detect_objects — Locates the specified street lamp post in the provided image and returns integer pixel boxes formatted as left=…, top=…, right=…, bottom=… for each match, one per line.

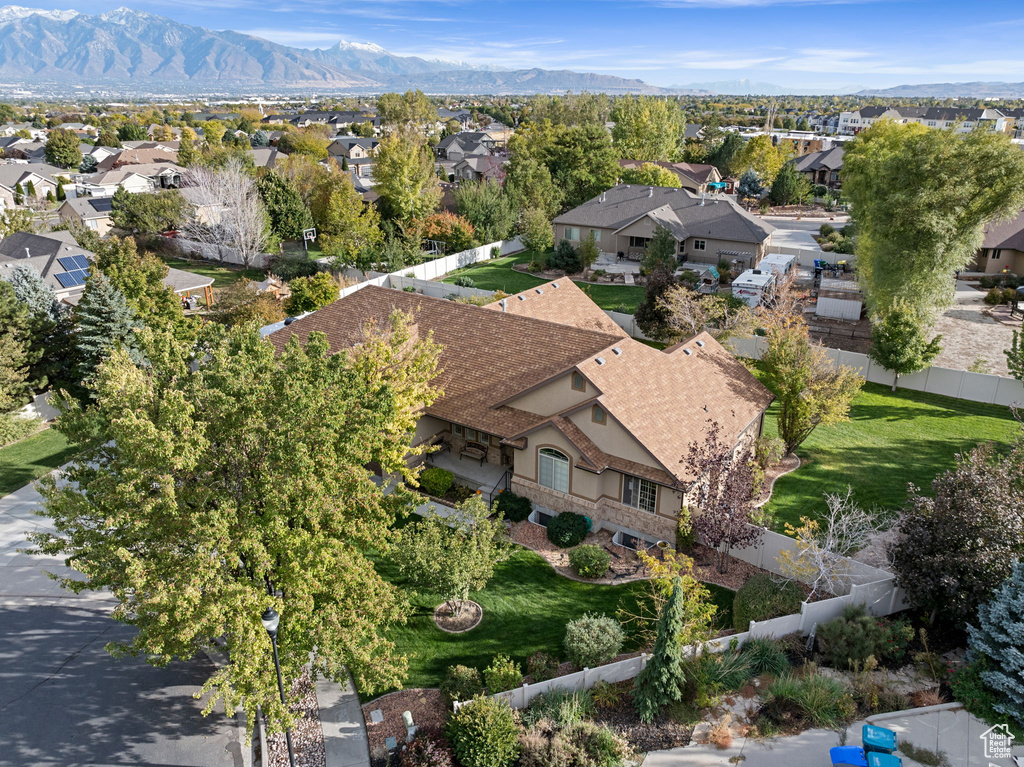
left=261, top=607, right=297, bottom=767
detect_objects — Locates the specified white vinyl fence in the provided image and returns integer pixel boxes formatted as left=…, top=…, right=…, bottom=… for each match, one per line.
left=765, top=244, right=824, bottom=266
left=728, top=336, right=1024, bottom=407
left=455, top=524, right=907, bottom=712
left=174, top=237, right=272, bottom=269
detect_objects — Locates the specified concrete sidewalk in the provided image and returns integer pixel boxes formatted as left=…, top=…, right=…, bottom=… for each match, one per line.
left=318, top=674, right=372, bottom=767
left=641, top=704, right=1023, bottom=767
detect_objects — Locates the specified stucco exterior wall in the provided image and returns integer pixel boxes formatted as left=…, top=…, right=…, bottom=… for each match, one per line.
left=505, top=371, right=595, bottom=417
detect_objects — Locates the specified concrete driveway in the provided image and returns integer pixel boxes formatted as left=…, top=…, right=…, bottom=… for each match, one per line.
left=0, top=478, right=247, bottom=767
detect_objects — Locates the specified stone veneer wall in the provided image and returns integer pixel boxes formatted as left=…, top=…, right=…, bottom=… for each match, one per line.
left=512, top=477, right=677, bottom=542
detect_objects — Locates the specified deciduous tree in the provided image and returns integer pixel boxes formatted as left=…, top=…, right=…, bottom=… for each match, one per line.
left=393, top=495, right=511, bottom=616
left=311, top=171, right=384, bottom=269
left=373, top=131, right=442, bottom=223
left=657, top=284, right=753, bottom=344
left=255, top=171, right=314, bottom=242
left=43, top=128, right=82, bottom=170
left=611, top=96, right=682, bottom=162
left=620, top=162, right=681, bottom=189
left=212, top=279, right=286, bottom=327
left=453, top=179, right=516, bottom=243
left=891, top=438, right=1024, bottom=625
left=868, top=302, right=943, bottom=390
left=29, top=316, right=441, bottom=734
left=686, top=420, right=763, bottom=573
left=518, top=207, right=553, bottom=257
left=843, top=121, right=1024, bottom=319
left=284, top=271, right=338, bottom=315
left=417, top=211, right=476, bottom=254
left=110, top=188, right=188, bottom=235
left=116, top=121, right=148, bottom=142
left=733, top=135, right=787, bottom=184
left=377, top=90, right=434, bottom=132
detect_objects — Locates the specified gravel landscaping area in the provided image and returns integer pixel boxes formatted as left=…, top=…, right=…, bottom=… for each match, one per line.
left=931, top=281, right=1019, bottom=375
left=363, top=688, right=447, bottom=761
left=266, top=668, right=326, bottom=767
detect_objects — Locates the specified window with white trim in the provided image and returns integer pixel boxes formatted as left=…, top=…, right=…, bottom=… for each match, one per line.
left=622, top=475, right=657, bottom=514
left=693, top=239, right=706, bottom=251
left=564, top=226, right=580, bottom=242
left=629, top=236, right=651, bottom=249
left=590, top=229, right=601, bottom=243
left=538, top=448, right=570, bottom=494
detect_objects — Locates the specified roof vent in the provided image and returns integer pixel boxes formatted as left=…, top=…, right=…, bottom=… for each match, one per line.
left=753, top=269, right=762, bottom=275
left=696, top=339, right=705, bottom=347
left=552, top=282, right=559, bottom=288
left=517, top=294, right=526, bottom=301
left=284, top=317, right=297, bottom=325
left=648, top=186, right=653, bottom=197
left=499, top=298, right=507, bottom=312
left=612, top=347, right=622, bottom=355
left=599, top=192, right=606, bottom=203
left=535, top=288, right=543, bottom=294
left=595, top=356, right=606, bottom=365
left=683, top=348, right=692, bottom=356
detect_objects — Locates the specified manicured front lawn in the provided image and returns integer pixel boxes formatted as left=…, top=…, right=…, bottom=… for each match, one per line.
left=160, top=256, right=265, bottom=289
left=763, top=381, right=1020, bottom=532
left=371, top=545, right=734, bottom=696
left=0, top=428, right=77, bottom=497
left=441, top=252, right=646, bottom=314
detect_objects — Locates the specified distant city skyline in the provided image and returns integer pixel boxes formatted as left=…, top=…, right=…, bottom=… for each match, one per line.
left=26, top=0, right=1024, bottom=91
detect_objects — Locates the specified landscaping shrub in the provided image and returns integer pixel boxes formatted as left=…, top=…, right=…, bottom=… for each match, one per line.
left=740, top=637, right=791, bottom=677
left=562, top=721, right=631, bottom=767
left=546, top=512, right=589, bottom=548
left=549, top=240, right=582, bottom=273
left=495, top=490, right=532, bottom=522
left=440, top=665, right=483, bottom=705
left=675, top=506, right=696, bottom=550
left=760, top=672, right=856, bottom=729
left=419, top=467, right=454, bottom=497
left=446, top=696, right=520, bottom=767
left=483, top=654, right=523, bottom=693
left=265, top=249, right=320, bottom=281
left=518, top=723, right=573, bottom=767
left=819, top=223, right=836, bottom=238
left=732, top=574, right=804, bottom=632
left=590, top=680, right=624, bottom=710
left=816, top=605, right=914, bottom=668
left=452, top=275, right=476, bottom=288
left=683, top=651, right=752, bottom=707
left=564, top=613, right=624, bottom=668
left=523, top=689, right=595, bottom=728
left=569, top=545, right=610, bottom=578
left=985, top=287, right=1008, bottom=305
left=950, top=656, right=1021, bottom=736
left=526, top=651, right=560, bottom=682
left=403, top=734, right=455, bottom=767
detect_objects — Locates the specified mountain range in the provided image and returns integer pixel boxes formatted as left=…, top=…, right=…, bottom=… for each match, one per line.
left=0, top=5, right=683, bottom=94
left=855, top=81, right=1024, bottom=98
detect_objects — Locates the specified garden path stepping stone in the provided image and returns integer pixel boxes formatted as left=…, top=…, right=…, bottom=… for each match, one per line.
left=369, top=709, right=384, bottom=724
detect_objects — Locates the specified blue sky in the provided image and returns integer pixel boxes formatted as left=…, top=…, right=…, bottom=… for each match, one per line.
left=45, top=0, right=1024, bottom=90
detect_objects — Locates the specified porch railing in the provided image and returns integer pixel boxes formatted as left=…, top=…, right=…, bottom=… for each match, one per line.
left=489, top=469, right=512, bottom=501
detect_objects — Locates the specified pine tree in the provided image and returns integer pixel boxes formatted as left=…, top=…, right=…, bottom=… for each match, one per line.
left=633, top=578, right=691, bottom=723
left=74, top=272, right=142, bottom=385
left=14, top=182, right=24, bottom=206
left=5, top=265, right=66, bottom=393
left=56, top=181, right=66, bottom=201
left=25, top=180, right=36, bottom=199
left=0, top=280, right=33, bottom=406
left=967, top=560, right=1024, bottom=726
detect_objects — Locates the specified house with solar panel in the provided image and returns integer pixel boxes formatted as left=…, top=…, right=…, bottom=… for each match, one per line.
left=57, top=197, right=115, bottom=235
left=0, top=231, right=215, bottom=308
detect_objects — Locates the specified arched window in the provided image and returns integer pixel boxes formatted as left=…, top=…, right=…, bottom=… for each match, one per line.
left=538, top=448, right=570, bottom=494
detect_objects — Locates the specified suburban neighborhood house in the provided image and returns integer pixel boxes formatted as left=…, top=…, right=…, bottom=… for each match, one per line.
left=971, top=208, right=1024, bottom=274
left=838, top=105, right=1015, bottom=135
left=618, top=160, right=726, bottom=194
left=553, top=184, right=776, bottom=269
left=790, top=146, right=844, bottom=190
left=268, top=280, right=773, bottom=544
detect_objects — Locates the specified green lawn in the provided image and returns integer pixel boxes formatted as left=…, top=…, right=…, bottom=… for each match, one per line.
left=0, top=429, right=77, bottom=497
left=160, top=257, right=265, bottom=289
left=441, top=253, right=646, bottom=314
left=371, top=544, right=734, bottom=696
left=763, top=381, right=1020, bottom=532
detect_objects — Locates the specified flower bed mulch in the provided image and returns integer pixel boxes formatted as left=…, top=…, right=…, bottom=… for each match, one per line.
left=433, top=600, right=483, bottom=633
left=266, top=667, right=326, bottom=767
left=593, top=682, right=693, bottom=753
left=363, top=688, right=448, bottom=762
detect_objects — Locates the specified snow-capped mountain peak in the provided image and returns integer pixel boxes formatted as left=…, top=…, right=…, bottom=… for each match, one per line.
left=0, top=5, right=78, bottom=23
left=333, top=40, right=387, bottom=54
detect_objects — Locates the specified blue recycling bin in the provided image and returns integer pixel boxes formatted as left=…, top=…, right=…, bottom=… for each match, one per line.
left=830, top=746, right=867, bottom=767
left=862, top=724, right=897, bottom=754
left=866, top=753, right=902, bottom=767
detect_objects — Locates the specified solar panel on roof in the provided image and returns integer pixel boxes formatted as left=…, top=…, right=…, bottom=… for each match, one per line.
left=57, top=256, right=79, bottom=271
left=74, top=255, right=90, bottom=270
left=55, top=270, right=87, bottom=288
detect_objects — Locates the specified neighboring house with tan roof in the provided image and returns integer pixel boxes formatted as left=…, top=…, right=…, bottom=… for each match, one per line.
left=267, top=280, right=773, bottom=543
left=0, top=164, right=63, bottom=208
left=58, top=196, right=115, bottom=235
left=454, top=155, right=507, bottom=183
left=971, top=209, right=1024, bottom=275
left=554, top=184, right=775, bottom=270
left=619, top=160, right=724, bottom=194
left=96, top=146, right=179, bottom=172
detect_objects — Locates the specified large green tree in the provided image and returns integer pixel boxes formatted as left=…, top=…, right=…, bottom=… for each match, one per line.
left=842, top=121, right=1024, bottom=319
left=621, top=162, right=682, bottom=189
left=44, top=128, right=83, bottom=170
left=377, top=90, right=434, bottom=132
left=73, top=272, right=142, bottom=385
left=311, top=171, right=384, bottom=268
left=453, top=179, right=516, bottom=243
left=547, top=124, right=620, bottom=210
left=504, top=155, right=562, bottom=219
left=373, top=131, right=442, bottom=223
left=116, top=121, right=148, bottom=142
left=967, top=560, right=1024, bottom=727
left=110, top=188, right=189, bottom=235
left=0, top=281, right=32, bottom=408
left=256, top=171, right=314, bottom=242
left=733, top=135, right=787, bottom=184
left=611, top=96, right=683, bottom=162
left=29, top=316, right=440, bottom=733
left=769, top=161, right=812, bottom=206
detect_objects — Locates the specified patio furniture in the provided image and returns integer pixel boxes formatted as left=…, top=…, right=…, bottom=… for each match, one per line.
left=431, top=435, right=452, bottom=454
left=460, top=441, right=487, bottom=465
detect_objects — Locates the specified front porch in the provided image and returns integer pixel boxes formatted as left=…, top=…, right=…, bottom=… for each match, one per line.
left=424, top=449, right=511, bottom=505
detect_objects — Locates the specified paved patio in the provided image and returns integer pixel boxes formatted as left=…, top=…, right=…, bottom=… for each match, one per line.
left=424, top=450, right=509, bottom=503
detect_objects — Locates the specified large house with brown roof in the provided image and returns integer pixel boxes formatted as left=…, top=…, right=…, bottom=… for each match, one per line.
left=618, top=160, right=725, bottom=194
left=553, top=184, right=776, bottom=270
left=268, top=280, right=773, bottom=543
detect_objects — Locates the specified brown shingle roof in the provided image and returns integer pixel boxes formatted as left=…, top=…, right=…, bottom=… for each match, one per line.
left=267, top=285, right=622, bottom=439
left=982, top=209, right=1024, bottom=252
left=484, top=279, right=629, bottom=338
